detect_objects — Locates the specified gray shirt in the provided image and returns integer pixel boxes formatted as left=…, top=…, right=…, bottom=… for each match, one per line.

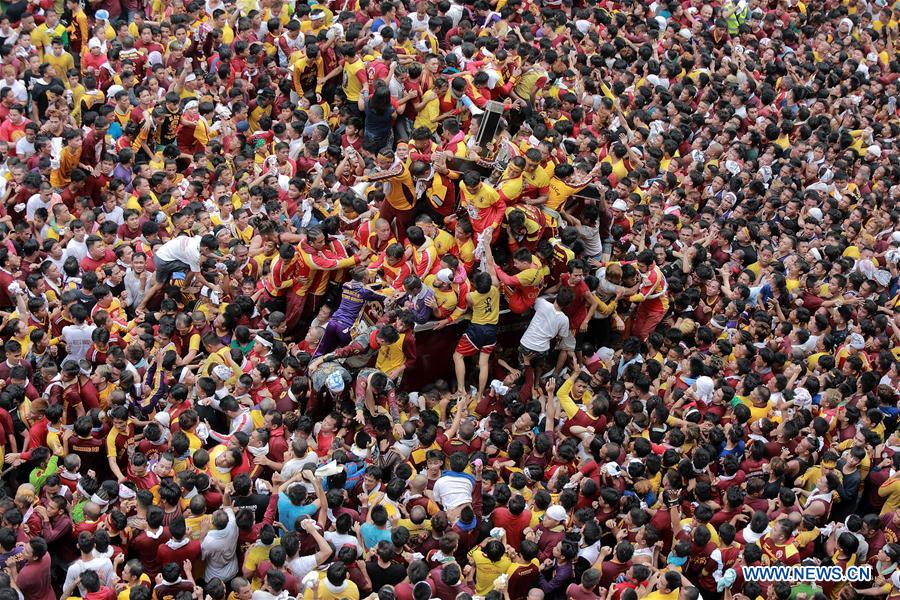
left=201, top=507, right=239, bottom=581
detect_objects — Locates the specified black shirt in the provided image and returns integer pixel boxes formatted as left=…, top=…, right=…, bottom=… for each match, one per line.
left=365, top=560, right=406, bottom=590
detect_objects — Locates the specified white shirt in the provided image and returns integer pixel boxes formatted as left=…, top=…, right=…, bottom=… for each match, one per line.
left=124, top=268, right=153, bottom=308
left=281, top=452, right=318, bottom=480
left=446, top=2, right=464, bottom=26
left=61, top=323, right=97, bottom=363
left=432, top=473, right=474, bottom=511
left=63, top=237, right=89, bottom=263
left=208, top=400, right=254, bottom=442
left=62, top=556, right=115, bottom=597
left=25, top=193, right=51, bottom=220
left=324, top=531, right=363, bottom=557
left=409, top=12, right=429, bottom=32
left=101, top=205, right=124, bottom=226
left=155, top=235, right=203, bottom=271
left=286, top=553, right=319, bottom=580
left=2, top=78, right=27, bottom=102
left=15, top=136, right=35, bottom=158
left=520, top=298, right=569, bottom=353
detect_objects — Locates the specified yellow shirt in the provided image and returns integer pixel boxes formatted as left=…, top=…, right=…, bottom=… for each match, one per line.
left=33, top=22, right=67, bottom=58
left=433, top=229, right=454, bottom=255
left=342, top=59, right=366, bottom=102
left=208, top=444, right=234, bottom=484
left=878, top=476, right=900, bottom=516
left=47, top=429, right=63, bottom=456
left=414, top=95, right=440, bottom=132
left=303, top=574, right=359, bottom=600
left=557, top=377, right=593, bottom=420
left=547, top=176, right=586, bottom=211
left=514, top=264, right=545, bottom=288
left=470, top=287, right=500, bottom=325
left=602, top=155, right=630, bottom=180
left=245, top=540, right=280, bottom=586
left=376, top=333, right=406, bottom=375
left=45, top=51, right=75, bottom=81
left=184, top=513, right=211, bottom=540
left=740, top=398, right=770, bottom=421
left=523, top=165, right=550, bottom=196
left=498, top=172, right=524, bottom=203
left=468, top=547, right=512, bottom=595
left=117, top=574, right=152, bottom=600
left=645, top=588, right=680, bottom=600
left=201, top=347, right=231, bottom=378
left=424, top=274, right=458, bottom=318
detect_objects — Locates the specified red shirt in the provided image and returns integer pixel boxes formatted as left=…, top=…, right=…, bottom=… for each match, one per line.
left=560, top=273, right=590, bottom=331
left=491, top=507, right=533, bottom=548
left=28, top=417, right=49, bottom=450
left=80, top=250, right=116, bottom=272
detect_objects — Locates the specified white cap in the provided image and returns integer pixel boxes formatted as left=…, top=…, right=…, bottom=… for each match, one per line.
left=807, top=207, right=823, bottom=221
left=848, top=333, right=865, bottom=350
left=326, top=371, right=345, bottom=393
left=184, top=100, right=199, bottom=111
left=185, top=73, right=197, bottom=83
left=212, top=364, right=232, bottom=380
left=793, top=388, right=812, bottom=407
left=545, top=505, right=567, bottom=522
left=867, top=144, right=882, bottom=158
left=154, top=412, right=171, bottom=429
left=315, top=460, right=344, bottom=478
left=436, top=268, right=454, bottom=284
left=612, top=199, right=628, bottom=212
left=88, top=38, right=102, bottom=49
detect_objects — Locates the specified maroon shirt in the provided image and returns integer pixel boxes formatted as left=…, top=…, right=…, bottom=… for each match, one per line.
left=130, top=527, right=171, bottom=577
left=17, top=553, right=55, bottom=600
left=566, top=584, right=602, bottom=600
left=430, top=566, right=474, bottom=600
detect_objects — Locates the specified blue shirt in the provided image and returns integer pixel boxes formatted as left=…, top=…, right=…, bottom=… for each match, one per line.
left=360, top=523, right=392, bottom=549
left=277, top=491, right=317, bottom=531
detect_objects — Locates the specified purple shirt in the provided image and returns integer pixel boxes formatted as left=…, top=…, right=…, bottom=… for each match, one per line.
left=331, top=281, right=383, bottom=326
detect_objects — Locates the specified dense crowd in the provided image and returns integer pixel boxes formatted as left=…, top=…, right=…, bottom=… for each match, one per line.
left=0, top=1, right=897, bottom=600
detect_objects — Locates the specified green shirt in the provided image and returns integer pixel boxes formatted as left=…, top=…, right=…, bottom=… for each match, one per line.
left=29, top=455, right=59, bottom=492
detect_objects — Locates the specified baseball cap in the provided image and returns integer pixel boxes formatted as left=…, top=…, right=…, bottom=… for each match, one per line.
left=326, top=371, right=346, bottom=393
left=88, top=39, right=102, bottom=49
left=611, top=199, right=628, bottom=212
left=436, top=268, right=454, bottom=284
left=545, top=505, right=567, bottom=522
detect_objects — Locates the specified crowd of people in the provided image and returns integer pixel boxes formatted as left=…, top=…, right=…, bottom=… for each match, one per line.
left=0, top=0, right=897, bottom=600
